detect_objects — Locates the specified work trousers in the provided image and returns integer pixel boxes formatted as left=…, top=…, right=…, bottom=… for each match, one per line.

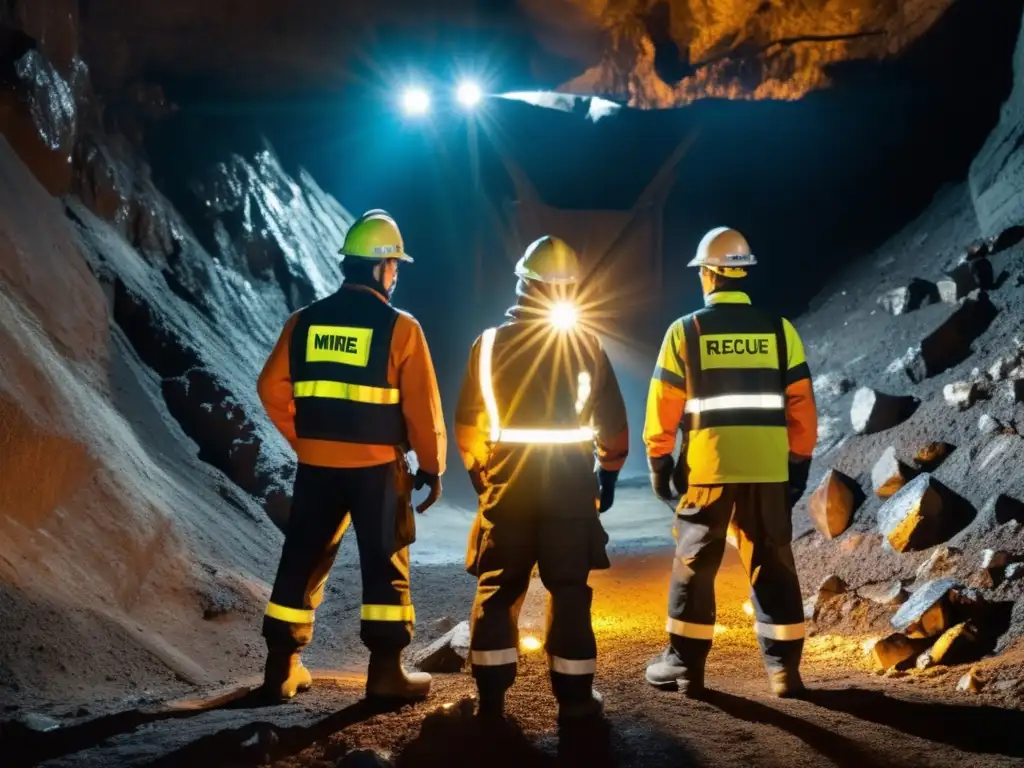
left=465, top=450, right=610, bottom=705
left=665, top=483, right=804, bottom=675
left=263, top=461, right=415, bottom=655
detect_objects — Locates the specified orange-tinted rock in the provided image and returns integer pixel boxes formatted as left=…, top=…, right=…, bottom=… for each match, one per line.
left=808, top=469, right=857, bottom=539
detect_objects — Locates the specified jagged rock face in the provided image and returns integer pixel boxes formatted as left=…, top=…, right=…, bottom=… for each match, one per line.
left=522, top=0, right=955, bottom=107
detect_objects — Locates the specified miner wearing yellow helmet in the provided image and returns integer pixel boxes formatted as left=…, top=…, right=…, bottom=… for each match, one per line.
left=257, top=209, right=445, bottom=703
left=644, top=227, right=818, bottom=699
left=455, top=235, right=630, bottom=722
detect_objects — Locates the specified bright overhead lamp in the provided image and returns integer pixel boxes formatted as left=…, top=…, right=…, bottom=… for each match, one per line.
left=456, top=80, right=483, bottom=109
left=401, top=87, right=431, bottom=116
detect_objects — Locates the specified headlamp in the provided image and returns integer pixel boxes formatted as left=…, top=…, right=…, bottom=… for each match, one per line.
left=549, top=301, right=579, bottom=331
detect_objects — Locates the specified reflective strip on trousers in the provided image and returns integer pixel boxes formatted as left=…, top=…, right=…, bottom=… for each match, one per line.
left=479, top=328, right=595, bottom=445
left=550, top=656, right=597, bottom=675
left=666, top=618, right=716, bottom=641
left=266, top=602, right=315, bottom=624
left=684, top=393, right=785, bottom=414
left=754, top=621, right=806, bottom=641
left=471, top=648, right=519, bottom=666
left=361, top=604, right=416, bottom=622
left=293, top=380, right=400, bottom=405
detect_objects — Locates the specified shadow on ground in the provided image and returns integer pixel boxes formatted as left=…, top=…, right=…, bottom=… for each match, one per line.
left=803, top=687, right=1024, bottom=758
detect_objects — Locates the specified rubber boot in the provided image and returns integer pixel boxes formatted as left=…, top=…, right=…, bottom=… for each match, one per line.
left=262, top=650, right=313, bottom=702
left=365, top=650, right=431, bottom=701
left=645, top=649, right=705, bottom=698
left=769, top=668, right=805, bottom=698
left=557, top=689, right=604, bottom=724
left=476, top=688, right=506, bottom=719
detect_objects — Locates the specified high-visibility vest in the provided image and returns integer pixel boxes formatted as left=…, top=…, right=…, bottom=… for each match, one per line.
left=289, top=288, right=406, bottom=445
left=680, top=297, right=790, bottom=484
left=478, top=323, right=595, bottom=445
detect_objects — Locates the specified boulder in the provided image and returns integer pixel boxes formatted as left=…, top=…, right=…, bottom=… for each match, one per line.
left=871, top=633, right=930, bottom=671
left=915, top=546, right=962, bottom=581
left=877, top=279, right=938, bottom=315
left=872, top=447, right=911, bottom=498
left=858, top=582, right=909, bottom=606
left=850, top=388, right=917, bottom=435
left=808, top=469, right=857, bottom=539
left=913, top=442, right=955, bottom=472
left=937, top=262, right=981, bottom=304
left=902, top=295, right=999, bottom=383
left=975, top=550, right=1013, bottom=588
left=408, top=621, right=471, bottom=673
left=877, top=474, right=948, bottom=552
left=916, top=623, right=980, bottom=669
left=943, top=381, right=984, bottom=410
left=891, top=578, right=957, bottom=638
left=957, top=668, right=985, bottom=693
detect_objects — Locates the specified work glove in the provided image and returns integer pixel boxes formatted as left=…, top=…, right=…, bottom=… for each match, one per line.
left=648, top=455, right=675, bottom=502
left=414, top=469, right=442, bottom=514
left=788, top=458, right=811, bottom=509
left=597, top=468, right=619, bottom=513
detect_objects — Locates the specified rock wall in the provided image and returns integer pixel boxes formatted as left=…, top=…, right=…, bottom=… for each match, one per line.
left=970, top=7, right=1024, bottom=238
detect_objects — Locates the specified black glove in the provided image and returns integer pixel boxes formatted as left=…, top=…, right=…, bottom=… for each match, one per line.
left=788, top=459, right=811, bottom=508
left=414, top=469, right=442, bottom=513
left=597, top=468, right=619, bottom=513
left=649, top=455, right=675, bottom=501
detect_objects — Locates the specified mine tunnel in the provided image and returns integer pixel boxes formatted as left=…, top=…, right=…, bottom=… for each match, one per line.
left=2, top=0, right=1024, bottom=766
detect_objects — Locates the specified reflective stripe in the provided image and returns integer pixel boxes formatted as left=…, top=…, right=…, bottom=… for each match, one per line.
left=265, top=602, right=315, bottom=624
left=293, top=380, right=400, bottom=405
left=754, top=621, right=806, bottom=641
left=666, top=618, right=716, bottom=640
left=479, top=328, right=595, bottom=445
left=361, top=604, right=416, bottom=622
left=550, top=656, right=597, bottom=675
left=685, top=393, right=784, bottom=414
left=471, top=648, right=519, bottom=666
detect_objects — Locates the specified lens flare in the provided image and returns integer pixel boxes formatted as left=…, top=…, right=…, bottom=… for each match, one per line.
left=549, top=301, right=579, bottom=331
left=520, top=635, right=543, bottom=652
left=401, top=87, right=430, bottom=116
left=456, top=80, right=483, bottom=108
left=742, top=600, right=754, bottom=616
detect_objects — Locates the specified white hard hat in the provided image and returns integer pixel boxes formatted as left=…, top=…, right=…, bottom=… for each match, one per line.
left=688, top=227, right=756, bottom=277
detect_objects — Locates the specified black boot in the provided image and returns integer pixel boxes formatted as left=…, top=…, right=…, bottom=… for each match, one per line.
left=476, top=688, right=506, bottom=719
left=365, top=650, right=431, bottom=701
left=262, top=650, right=312, bottom=702
left=557, top=689, right=604, bottom=724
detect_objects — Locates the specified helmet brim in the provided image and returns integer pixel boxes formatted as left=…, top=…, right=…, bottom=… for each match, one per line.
left=339, top=249, right=414, bottom=263
left=688, top=254, right=756, bottom=268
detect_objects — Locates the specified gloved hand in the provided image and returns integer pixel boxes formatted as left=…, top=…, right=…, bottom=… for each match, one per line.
left=648, top=455, right=675, bottom=502
left=414, top=469, right=442, bottom=514
left=597, top=468, right=619, bottom=513
left=788, top=458, right=811, bottom=508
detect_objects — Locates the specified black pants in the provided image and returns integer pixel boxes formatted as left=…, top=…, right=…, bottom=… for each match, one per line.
left=263, top=462, right=415, bottom=655
left=465, top=449, right=610, bottom=705
left=665, top=483, right=804, bottom=675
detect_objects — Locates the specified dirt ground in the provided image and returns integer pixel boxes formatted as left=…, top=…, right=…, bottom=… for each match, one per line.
left=8, top=541, right=1024, bottom=768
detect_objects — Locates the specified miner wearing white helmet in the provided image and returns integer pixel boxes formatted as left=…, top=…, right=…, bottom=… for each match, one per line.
left=455, top=235, right=630, bottom=721
left=257, top=209, right=445, bottom=703
left=643, top=227, right=818, bottom=698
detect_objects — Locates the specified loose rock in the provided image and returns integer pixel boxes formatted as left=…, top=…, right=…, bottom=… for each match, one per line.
left=902, top=295, right=999, bottom=382
left=913, top=442, right=955, bottom=472
left=878, top=474, right=948, bottom=553
left=338, top=750, right=393, bottom=767
left=978, top=414, right=1003, bottom=435
left=858, top=582, right=908, bottom=606
left=988, top=224, right=1024, bottom=253
left=957, top=668, right=985, bottom=693
left=408, top=621, right=471, bottom=673
left=850, top=388, right=917, bottom=434
left=915, top=546, right=962, bottom=581
left=943, top=381, right=984, bottom=410
left=808, top=469, right=858, bottom=539
left=937, top=262, right=980, bottom=304
left=1006, top=563, right=1024, bottom=582
left=917, top=623, right=980, bottom=668
left=981, top=549, right=1011, bottom=570
left=877, top=279, right=938, bottom=315
left=891, top=578, right=957, bottom=638
left=872, top=447, right=911, bottom=498
left=992, top=494, right=1024, bottom=525
left=805, top=575, right=848, bottom=621
left=964, top=240, right=990, bottom=261
left=871, top=633, right=930, bottom=671
left=813, top=372, right=856, bottom=403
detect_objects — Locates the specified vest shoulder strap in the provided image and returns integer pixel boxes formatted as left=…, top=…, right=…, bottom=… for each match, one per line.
left=772, top=316, right=788, bottom=391
left=681, top=313, right=702, bottom=397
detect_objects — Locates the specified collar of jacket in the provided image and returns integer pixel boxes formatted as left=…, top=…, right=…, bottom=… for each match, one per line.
left=504, top=295, right=548, bottom=322
left=704, top=291, right=751, bottom=306
left=342, top=280, right=390, bottom=304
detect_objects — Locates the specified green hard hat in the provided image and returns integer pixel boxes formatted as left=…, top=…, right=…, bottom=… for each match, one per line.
left=338, top=210, right=413, bottom=262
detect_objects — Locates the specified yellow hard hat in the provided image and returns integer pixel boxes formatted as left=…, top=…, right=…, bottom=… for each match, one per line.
left=689, top=227, right=755, bottom=278
left=514, top=236, right=580, bottom=285
left=338, top=210, right=413, bottom=262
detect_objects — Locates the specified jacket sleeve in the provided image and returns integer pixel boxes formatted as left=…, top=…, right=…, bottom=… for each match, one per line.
left=643, top=318, right=688, bottom=460
left=454, top=337, right=490, bottom=473
left=591, top=341, right=629, bottom=472
left=395, top=314, right=448, bottom=476
left=782, top=318, right=818, bottom=460
left=257, top=313, right=300, bottom=447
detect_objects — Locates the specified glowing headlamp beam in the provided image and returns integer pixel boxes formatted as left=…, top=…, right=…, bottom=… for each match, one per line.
left=401, top=87, right=431, bottom=116
left=549, top=301, right=579, bottom=331
left=456, top=80, right=483, bottom=108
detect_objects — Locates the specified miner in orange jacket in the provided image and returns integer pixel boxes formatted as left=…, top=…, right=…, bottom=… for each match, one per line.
left=644, top=227, right=818, bottom=699
left=456, top=236, right=629, bottom=722
left=257, top=210, right=446, bottom=703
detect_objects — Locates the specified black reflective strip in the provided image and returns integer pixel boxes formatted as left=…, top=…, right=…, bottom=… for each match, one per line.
left=295, top=400, right=406, bottom=444
left=785, top=361, right=811, bottom=386
left=683, top=408, right=788, bottom=430
left=700, top=369, right=786, bottom=396
left=653, top=365, right=685, bottom=388
left=682, top=315, right=702, bottom=397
